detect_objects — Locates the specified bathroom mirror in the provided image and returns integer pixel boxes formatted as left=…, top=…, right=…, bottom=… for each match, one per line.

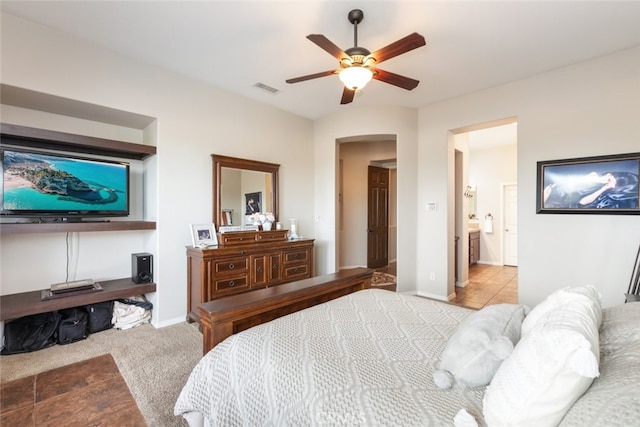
left=212, top=154, right=279, bottom=229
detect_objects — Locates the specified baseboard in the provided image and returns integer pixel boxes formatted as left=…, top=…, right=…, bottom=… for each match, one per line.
left=477, top=260, right=503, bottom=266
left=339, top=265, right=366, bottom=270
left=153, top=316, right=187, bottom=329
left=416, top=290, right=449, bottom=302
left=455, top=279, right=470, bottom=288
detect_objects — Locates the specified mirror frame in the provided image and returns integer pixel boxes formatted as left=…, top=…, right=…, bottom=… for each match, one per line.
left=212, top=154, right=280, bottom=230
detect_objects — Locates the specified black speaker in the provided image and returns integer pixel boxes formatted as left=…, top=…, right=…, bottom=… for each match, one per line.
left=132, top=253, right=153, bottom=284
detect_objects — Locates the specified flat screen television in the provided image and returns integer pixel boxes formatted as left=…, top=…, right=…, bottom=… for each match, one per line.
left=0, top=147, right=130, bottom=220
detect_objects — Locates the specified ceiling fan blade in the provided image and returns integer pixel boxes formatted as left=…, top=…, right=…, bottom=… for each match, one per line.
left=373, top=68, right=420, bottom=90
left=307, top=34, right=350, bottom=61
left=368, top=32, right=426, bottom=64
left=286, top=70, right=338, bottom=84
left=340, top=87, right=355, bottom=104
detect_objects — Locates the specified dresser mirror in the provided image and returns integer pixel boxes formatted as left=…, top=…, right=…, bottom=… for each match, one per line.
left=212, top=154, right=279, bottom=229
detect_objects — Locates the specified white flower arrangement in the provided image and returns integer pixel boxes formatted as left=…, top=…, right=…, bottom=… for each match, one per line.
left=252, top=212, right=275, bottom=224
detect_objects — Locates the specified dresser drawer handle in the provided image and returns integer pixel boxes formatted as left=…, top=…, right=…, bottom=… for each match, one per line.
left=272, top=265, right=278, bottom=270
left=228, top=263, right=235, bottom=269
left=228, top=280, right=236, bottom=287
left=293, top=267, right=299, bottom=273
left=257, top=267, right=263, bottom=272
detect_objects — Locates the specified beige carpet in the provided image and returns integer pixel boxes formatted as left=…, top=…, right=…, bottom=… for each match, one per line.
left=0, top=322, right=203, bottom=426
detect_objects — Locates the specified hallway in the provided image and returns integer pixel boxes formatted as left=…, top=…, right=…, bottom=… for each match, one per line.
left=452, top=264, right=518, bottom=309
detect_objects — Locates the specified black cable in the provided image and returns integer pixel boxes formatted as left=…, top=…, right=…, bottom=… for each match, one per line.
left=65, top=232, right=71, bottom=283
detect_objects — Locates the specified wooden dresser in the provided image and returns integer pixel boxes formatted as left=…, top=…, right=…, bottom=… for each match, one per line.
left=186, top=230, right=314, bottom=323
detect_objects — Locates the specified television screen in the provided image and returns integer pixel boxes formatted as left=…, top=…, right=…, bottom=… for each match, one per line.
left=1, top=148, right=130, bottom=219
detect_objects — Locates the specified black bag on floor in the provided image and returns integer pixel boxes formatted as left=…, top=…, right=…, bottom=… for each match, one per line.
left=57, top=308, right=88, bottom=345
left=85, top=301, right=113, bottom=333
left=1, top=311, right=61, bottom=355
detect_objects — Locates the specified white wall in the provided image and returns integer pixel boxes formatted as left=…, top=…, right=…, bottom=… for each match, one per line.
left=0, top=12, right=315, bottom=326
left=469, top=143, right=518, bottom=265
left=418, top=46, right=640, bottom=308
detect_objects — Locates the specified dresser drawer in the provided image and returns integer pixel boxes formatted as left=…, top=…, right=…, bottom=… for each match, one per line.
left=283, top=248, right=310, bottom=264
left=217, top=230, right=288, bottom=246
left=255, top=230, right=288, bottom=243
left=211, top=275, right=250, bottom=294
left=212, top=256, right=249, bottom=275
left=283, top=263, right=310, bottom=280
left=217, top=233, right=256, bottom=246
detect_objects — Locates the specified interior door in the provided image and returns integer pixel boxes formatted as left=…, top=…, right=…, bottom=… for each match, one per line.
left=367, top=166, right=389, bottom=268
left=503, top=184, right=518, bottom=266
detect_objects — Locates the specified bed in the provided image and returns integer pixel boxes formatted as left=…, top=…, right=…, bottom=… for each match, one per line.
left=175, top=272, right=640, bottom=427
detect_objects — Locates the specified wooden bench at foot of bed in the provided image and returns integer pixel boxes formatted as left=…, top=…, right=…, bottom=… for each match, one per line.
left=197, top=267, right=374, bottom=354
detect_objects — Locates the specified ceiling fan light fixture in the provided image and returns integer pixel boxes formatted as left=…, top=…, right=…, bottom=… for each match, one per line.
left=339, top=66, right=373, bottom=90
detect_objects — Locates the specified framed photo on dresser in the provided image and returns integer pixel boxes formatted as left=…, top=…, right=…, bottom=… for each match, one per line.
left=190, top=223, right=218, bottom=247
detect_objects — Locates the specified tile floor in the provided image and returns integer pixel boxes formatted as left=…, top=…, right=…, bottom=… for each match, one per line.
left=452, top=264, right=518, bottom=309
left=0, top=353, right=145, bottom=426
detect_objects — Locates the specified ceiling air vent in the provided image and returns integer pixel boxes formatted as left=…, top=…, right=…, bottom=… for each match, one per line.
left=253, top=82, right=280, bottom=94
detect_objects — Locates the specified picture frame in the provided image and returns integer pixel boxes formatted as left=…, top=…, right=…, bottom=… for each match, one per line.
left=190, top=223, right=218, bottom=247
left=536, top=152, right=640, bottom=215
left=245, top=192, right=262, bottom=215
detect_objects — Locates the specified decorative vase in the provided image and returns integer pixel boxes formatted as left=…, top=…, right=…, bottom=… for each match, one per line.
left=262, top=221, right=273, bottom=231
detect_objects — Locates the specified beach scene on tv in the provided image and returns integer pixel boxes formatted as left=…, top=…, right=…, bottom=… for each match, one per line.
left=2, top=150, right=128, bottom=213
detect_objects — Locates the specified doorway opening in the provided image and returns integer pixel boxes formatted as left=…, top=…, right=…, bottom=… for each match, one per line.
left=337, top=137, right=397, bottom=274
left=453, top=118, right=518, bottom=308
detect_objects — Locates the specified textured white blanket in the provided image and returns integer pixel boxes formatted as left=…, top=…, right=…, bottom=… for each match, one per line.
left=175, top=289, right=487, bottom=426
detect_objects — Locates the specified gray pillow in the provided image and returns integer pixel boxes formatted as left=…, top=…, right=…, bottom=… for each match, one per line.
left=433, top=303, right=529, bottom=388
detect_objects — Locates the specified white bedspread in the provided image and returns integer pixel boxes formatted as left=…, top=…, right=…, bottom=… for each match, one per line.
left=175, top=289, right=486, bottom=426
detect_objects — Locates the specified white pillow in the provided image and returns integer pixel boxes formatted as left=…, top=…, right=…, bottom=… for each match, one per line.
left=433, top=303, right=529, bottom=388
left=483, top=288, right=602, bottom=427
left=521, top=285, right=602, bottom=336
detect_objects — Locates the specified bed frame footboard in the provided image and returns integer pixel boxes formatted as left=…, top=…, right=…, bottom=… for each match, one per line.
left=197, top=267, right=373, bottom=354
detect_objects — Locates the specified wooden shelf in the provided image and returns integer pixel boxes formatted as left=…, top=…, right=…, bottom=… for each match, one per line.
left=0, top=123, right=156, bottom=160
left=0, top=278, right=157, bottom=321
left=0, top=220, right=156, bottom=235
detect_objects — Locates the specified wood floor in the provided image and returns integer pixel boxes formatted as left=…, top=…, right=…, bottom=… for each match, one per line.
left=375, top=262, right=517, bottom=309
left=0, top=353, right=145, bottom=426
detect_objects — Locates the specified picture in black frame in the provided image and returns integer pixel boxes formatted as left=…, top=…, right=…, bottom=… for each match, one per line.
left=245, top=191, right=262, bottom=215
left=536, top=152, right=640, bottom=215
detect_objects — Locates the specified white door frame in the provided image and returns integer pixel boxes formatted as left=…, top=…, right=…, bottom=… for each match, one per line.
left=501, top=182, right=518, bottom=266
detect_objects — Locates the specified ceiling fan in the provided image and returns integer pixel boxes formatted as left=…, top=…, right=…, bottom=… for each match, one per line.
left=286, top=9, right=426, bottom=105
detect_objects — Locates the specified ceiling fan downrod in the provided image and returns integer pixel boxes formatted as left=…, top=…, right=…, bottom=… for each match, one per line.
left=346, top=9, right=370, bottom=59
left=349, top=9, right=364, bottom=48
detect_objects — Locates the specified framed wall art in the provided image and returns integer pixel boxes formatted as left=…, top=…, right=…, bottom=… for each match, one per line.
left=536, top=152, right=640, bottom=215
left=245, top=192, right=262, bottom=215
left=190, top=223, right=218, bottom=247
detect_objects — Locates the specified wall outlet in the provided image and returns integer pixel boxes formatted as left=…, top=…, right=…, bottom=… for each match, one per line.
left=429, top=272, right=435, bottom=280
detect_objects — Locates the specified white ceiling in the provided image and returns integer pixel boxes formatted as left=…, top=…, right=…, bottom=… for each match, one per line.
left=468, top=122, right=517, bottom=151
left=2, top=1, right=640, bottom=125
